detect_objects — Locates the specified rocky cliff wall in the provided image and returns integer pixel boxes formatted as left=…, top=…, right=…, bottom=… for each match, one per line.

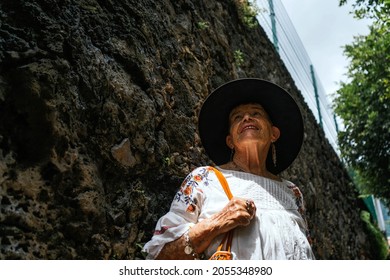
left=0, top=0, right=374, bottom=259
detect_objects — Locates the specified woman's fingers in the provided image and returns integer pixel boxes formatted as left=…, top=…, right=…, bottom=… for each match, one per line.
left=245, top=199, right=256, bottom=219
left=226, top=197, right=256, bottom=226
left=211, top=197, right=257, bottom=233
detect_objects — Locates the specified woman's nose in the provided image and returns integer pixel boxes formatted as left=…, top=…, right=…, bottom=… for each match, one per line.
left=243, top=113, right=252, bottom=121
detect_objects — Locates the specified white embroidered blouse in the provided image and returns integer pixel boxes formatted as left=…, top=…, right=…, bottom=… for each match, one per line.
left=143, top=166, right=315, bottom=260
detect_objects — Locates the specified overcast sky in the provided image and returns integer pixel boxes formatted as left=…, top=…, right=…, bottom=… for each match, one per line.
left=279, top=0, right=373, bottom=96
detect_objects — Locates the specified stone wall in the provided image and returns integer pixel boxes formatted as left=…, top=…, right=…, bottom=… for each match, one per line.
left=0, top=0, right=374, bottom=259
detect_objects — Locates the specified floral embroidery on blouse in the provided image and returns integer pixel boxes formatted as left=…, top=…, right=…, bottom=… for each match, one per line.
left=154, top=226, right=170, bottom=235
left=287, top=184, right=305, bottom=214
left=287, top=184, right=312, bottom=244
left=175, top=166, right=214, bottom=213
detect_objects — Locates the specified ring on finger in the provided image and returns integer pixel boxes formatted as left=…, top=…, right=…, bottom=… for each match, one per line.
left=245, top=199, right=252, bottom=212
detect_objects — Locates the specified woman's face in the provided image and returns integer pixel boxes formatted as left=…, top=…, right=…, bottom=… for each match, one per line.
left=226, top=103, right=280, bottom=149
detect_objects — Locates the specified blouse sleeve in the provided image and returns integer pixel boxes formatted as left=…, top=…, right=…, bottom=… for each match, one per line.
left=142, top=166, right=214, bottom=259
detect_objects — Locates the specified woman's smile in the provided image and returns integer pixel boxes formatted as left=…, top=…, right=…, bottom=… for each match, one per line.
left=240, top=123, right=259, bottom=133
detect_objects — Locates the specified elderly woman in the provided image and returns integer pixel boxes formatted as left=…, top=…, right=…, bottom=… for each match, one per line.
left=143, top=78, right=315, bottom=260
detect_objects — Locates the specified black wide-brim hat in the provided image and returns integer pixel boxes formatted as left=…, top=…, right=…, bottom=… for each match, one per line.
left=198, top=78, right=304, bottom=174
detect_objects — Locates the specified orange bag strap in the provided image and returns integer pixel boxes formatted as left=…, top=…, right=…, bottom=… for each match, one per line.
left=216, top=230, right=233, bottom=251
left=211, top=167, right=234, bottom=252
left=211, top=167, right=233, bottom=200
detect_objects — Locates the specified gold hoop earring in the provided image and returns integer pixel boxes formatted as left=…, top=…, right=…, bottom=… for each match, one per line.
left=271, top=142, right=277, bottom=167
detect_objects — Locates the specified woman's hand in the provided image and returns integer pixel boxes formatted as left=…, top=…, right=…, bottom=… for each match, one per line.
left=212, top=197, right=256, bottom=232
left=156, top=198, right=256, bottom=259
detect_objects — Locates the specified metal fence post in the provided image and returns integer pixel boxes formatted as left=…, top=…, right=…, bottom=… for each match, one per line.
left=268, top=0, right=279, bottom=52
left=310, top=64, right=323, bottom=128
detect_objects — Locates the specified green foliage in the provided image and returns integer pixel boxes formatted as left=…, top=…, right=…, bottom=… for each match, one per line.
left=339, top=0, right=390, bottom=20
left=234, top=49, right=245, bottom=66
left=360, top=210, right=389, bottom=259
left=235, top=0, right=261, bottom=28
left=197, top=21, right=209, bottom=30
left=333, top=0, right=390, bottom=206
left=163, top=156, right=171, bottom=167
left=136, top=243, right=148, bottom=259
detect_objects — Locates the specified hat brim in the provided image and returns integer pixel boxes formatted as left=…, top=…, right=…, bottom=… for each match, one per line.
left=198, top=78, right=304, bottom=174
